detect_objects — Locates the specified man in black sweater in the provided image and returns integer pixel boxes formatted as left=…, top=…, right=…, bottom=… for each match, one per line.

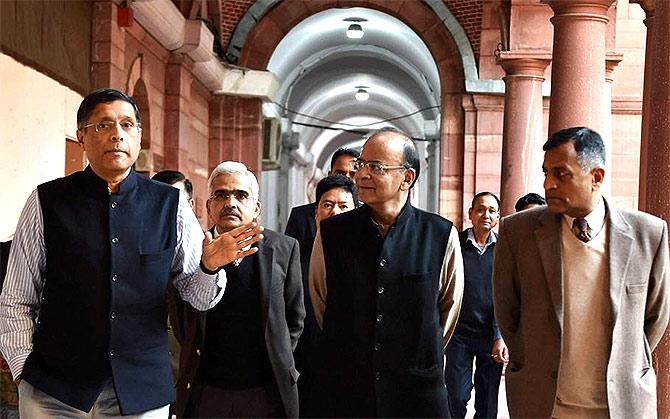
left=445, top=192, right=508, bottom=418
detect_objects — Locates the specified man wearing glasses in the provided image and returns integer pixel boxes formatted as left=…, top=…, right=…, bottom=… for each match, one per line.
left=174, top=161, right=304, bottom=418
left=0, top=89, right=262, bottom=417
left=308, top=127, right=464, bottom=417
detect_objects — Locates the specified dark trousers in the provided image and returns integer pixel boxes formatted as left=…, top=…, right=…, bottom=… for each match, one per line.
left=184, top=382, right=285, bottom=418
left=444, top=333, right=503, bottom=419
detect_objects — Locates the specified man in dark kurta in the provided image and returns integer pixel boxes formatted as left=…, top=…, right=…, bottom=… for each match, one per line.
left=309, top=128, right=464, bottom=418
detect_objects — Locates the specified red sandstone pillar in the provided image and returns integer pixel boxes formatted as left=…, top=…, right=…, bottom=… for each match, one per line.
left=91, top=1, right=127, bottom=90
left=164, top=54, right=194, bottom=171
left=543, top=0, right=615, bottom=135
left=633, top=0, right=656, bottom=211
left=601, top=53, right=622, bottom=197
left=209, top=95, right=263, bottom=177
left=644, top=0, right=670, bottom=416
left=497, top=52, right=551, bottom=215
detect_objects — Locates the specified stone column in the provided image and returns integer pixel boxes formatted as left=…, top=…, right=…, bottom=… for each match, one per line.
left=164, top=54, right=194, bottom=171
left=497, top=51, right=551, bottom=215
left=543, top=0, right=615, bottom=135
left=644, top=0, right=670, bottom=415
left=91, top=1, right=127, bottom=89
left=601, top=53, right=622, bottom=197
left=209, top=95, right=263, bottom=177
left=633, top=0, right=656, bottom=211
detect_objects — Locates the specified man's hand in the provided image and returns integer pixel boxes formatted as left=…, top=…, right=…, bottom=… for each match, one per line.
left=491, top=338, right=509, bottom=364
left=202, top=223, right=264, bottom=271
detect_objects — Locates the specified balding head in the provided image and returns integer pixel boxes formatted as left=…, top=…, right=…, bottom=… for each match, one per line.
left=354, top=128, right=418, bottom=211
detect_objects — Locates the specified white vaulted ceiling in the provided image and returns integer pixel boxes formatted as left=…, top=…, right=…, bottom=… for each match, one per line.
left=266, top=7, right=442, bottom=171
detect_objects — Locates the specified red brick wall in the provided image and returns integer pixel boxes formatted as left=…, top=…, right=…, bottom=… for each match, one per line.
left=220, top=0, right=254, bottom=50
left=444, top=0, right=483, bottom=60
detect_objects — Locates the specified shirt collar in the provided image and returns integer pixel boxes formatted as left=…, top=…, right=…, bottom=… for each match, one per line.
left=562, top=197, right=607, bottom=235
left=466, top=228, right=496, bottom=254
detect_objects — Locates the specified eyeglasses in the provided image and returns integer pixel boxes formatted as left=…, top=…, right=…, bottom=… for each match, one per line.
left=80, top=119, right=141, bottom=134
left=353, top=159, right=409, bottom=176
left=209, top=189, right=253, bottom=204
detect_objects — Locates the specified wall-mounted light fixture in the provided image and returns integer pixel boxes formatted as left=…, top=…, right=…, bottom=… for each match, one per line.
left=355, top=86, right=370, bottom=101
left=344, top=17, right=367, bottom=39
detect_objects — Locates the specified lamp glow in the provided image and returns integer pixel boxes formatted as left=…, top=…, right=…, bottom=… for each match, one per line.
left=355, top=88, right=369, bottom=101
left=346, top=23, right=364, bottom=39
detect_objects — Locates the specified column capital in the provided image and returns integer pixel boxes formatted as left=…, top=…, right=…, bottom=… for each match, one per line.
left=605, top=52, right=624, bottom=82
left=497, top=51, right=552, bottom=79
left=543, top=0, right=615, bottom=23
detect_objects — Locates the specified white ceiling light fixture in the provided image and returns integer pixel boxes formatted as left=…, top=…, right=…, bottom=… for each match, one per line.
left=354, top=86, right=370, bottom=101
left=344, top=17, right=367, bottom=39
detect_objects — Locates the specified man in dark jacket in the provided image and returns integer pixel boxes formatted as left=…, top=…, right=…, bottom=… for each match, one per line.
left=445, top=192, right=507, bottom=418
left=175, top=161, right=304, bottom=418
left=284, top=147, right=359, bottom=246
left=309, top=128, right=464, bottom=417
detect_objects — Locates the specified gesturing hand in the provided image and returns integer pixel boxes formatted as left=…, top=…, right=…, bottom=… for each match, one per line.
left=201, top=222, right=264, bottom=271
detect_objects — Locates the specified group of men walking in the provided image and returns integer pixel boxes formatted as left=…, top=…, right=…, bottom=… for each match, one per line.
left=0, top=88, right=668, bottom=419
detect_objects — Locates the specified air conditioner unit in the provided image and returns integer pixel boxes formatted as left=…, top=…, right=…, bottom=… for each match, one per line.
left=262, top=118, right=281, bottom=170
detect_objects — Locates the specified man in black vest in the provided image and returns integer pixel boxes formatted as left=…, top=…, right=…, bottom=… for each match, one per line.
left=175, top=161, right=304, bottom=418
left=0, top=88, right=263, bottom=417
left=284, top=147, right=360, bottom=247
left=308, top=128, right=464, bottom=417
left=445, top=192, right=507, bottom=418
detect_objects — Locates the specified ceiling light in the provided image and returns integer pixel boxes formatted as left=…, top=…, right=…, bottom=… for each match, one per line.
left=346, top=23, right=364, bottom=39
left=355, top=88, right=369, bottom=101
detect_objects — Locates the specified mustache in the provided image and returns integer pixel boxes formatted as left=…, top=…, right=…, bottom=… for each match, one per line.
left=219, top=208, right=242, bottom=218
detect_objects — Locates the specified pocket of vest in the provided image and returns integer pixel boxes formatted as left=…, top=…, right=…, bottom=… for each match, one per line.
left=140, top=247, right=173, bottom=264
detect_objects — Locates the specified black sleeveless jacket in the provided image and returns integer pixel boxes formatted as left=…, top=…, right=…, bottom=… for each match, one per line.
left=23, top=167, right=178, bottom=414
left=311, top=202, right=452, bottom=417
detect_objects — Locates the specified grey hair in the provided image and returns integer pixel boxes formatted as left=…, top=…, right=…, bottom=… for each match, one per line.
left=207, top=161, right=259, bottom=199
left=543, top=127, right=606, bottom=172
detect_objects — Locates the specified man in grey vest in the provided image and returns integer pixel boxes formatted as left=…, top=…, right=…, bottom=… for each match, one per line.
left=0, top=88, right=263, bottom=417
left=309, top=127, right=464, bottom=417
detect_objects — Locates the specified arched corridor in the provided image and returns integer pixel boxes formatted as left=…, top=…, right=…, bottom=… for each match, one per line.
left=1, top=0, right=669, bottom=416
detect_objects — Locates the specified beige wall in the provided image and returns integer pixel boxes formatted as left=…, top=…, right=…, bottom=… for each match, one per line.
left=0, top=53, right=82, bottom=241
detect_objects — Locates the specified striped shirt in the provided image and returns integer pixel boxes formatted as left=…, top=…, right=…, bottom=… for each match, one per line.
left=0, top=189, right=226, bottom=380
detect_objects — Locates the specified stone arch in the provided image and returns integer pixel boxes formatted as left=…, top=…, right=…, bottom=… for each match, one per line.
left=236, top=0, right=468, bottom=222
left=231, top=0, right=477, bottom=87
